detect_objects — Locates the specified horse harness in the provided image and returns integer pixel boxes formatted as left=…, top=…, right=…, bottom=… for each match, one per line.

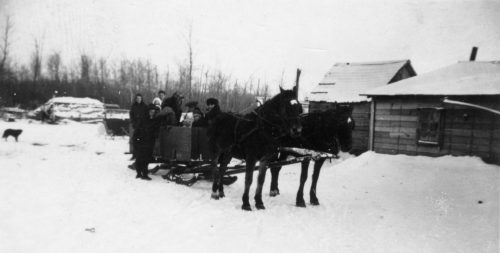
left=232, top=110, right=291, bottom=148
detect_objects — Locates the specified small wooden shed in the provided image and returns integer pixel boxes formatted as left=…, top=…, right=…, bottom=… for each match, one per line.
left=362, top=61, right=500, bottom=164
left=308, top=60, right=416, bottom=154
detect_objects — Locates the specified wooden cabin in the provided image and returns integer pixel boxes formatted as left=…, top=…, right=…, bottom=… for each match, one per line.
left=308, top=60, right=416, bottom=154
left=362, top=61, right=500, bottom=164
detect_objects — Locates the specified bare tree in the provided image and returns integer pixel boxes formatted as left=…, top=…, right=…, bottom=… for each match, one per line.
left=164, top=66, right=170, bottom=92
left=80, top=54, right=91, bottom=81
left=0, top=16, right=12, bottom=78
left=182, top=23, right=194, bottom=98
left=30, top=39, right=43, bottom=82
left=98, top=58, right=108, bottom=83
left=47, top=52, right=61, bottom=82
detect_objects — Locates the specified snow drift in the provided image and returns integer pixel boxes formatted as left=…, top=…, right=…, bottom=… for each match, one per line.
left=0, top=119, right=498, bottom=253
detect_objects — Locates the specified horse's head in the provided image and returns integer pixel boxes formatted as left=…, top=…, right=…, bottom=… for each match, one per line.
left=260, top=86, right=303, bottom=138
left=323, top=107, right=355, bottom=153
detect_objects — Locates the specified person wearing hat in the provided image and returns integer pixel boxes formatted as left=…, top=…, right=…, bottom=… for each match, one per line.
left=205, top=98, right=221, bottom=125
left=191, top=107, right=206, bottom=127
left=152, top=97, right=162, bottom=111
left=133, top=104, right=161, bottom=180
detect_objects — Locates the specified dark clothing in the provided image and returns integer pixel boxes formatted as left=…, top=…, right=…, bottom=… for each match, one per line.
left=192, top=116, right=208, bottom=127
left=134, top=116, right=161, bottom=160
left=156, top=106, right=177, bottom=126
left=130, top=102, right=148, bottom=129
left=133, top=115, right=161, bottom=178
left=205, top=105, right=221, bottom=125
left=195, top=105, right=221, bottom=127
left=162, top=97, right=182, bottom=125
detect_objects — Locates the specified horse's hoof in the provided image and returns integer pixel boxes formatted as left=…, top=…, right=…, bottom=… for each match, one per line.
left=269, top=190, right=280, bottom=197
left=255, top=203, right=266, bottom=210
left=296, top=201, right=306, bottom=208
left=242, top=204, right=252, bottom=211
left=211, top=192, right=219, bottom=200
left=310, top=199, right=320, bottom=206
left=218, top=191, right=225, bottom=198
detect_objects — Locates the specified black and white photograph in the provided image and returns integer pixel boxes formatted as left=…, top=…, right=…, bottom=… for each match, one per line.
left=0, top=0, right=499, bottom=252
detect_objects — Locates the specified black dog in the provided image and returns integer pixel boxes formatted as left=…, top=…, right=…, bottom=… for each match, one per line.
left=2, top=129, right=23, bottom=142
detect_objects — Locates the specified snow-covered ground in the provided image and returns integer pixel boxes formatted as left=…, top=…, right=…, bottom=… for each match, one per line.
left=0, top=120, right=498, bottom=253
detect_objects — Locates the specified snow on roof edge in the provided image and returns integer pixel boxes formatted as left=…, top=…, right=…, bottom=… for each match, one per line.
left=46, top=97, right=104, bottom=106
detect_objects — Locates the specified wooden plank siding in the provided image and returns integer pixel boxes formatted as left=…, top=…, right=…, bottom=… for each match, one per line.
left=350, top=102, right=370, bottom=153
left=372, top=96, right=500, bottom=164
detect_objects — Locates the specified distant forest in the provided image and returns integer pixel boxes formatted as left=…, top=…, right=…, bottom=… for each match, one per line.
left=0, top=17, right=270, bottom=112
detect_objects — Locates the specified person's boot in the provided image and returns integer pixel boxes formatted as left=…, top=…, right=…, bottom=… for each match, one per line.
left=141, top=169, right=152, bottom=180
left=128, top=162, right=136, bottom=170
left=141, top=174, right=152, bottom=180
left=136, top=170, right=142, bottom=179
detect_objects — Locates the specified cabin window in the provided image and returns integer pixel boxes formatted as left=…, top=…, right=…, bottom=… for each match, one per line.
left=417, top=108, right=443, bottom=146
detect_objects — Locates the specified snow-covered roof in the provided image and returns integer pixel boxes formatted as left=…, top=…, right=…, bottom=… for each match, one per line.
left=363, top=61, right=500, bottom=96
left=309, top=60, right=412, bottom=103
left=38, top=96, right=106, bottom=120
left=46, top=97, right=104, bottom=106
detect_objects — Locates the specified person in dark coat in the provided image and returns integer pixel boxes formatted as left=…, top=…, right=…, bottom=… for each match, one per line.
left=130, top=94, right=148, bottom=129
left=133, top=104, right=161, bottom=180
left=129, top=94, right=148, bottom=159
left=158, top=90, right=167, bottom=108
left=205, top=98, right=221, bottom=124
left=191, top=107, right=206, bottom=127
left=162, top=92, right=184, bottom=125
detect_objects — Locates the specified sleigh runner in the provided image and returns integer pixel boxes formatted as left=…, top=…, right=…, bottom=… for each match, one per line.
left=148, top=125, right=337, bottom=186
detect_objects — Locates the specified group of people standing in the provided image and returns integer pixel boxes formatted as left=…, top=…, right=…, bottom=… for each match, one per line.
left=129, top=90, right=220, bottom=180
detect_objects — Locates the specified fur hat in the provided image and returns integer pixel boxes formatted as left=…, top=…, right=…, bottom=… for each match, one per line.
left=206, top=98, right=219, bottom=106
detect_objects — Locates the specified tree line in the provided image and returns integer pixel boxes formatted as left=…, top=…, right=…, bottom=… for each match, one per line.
left=0, top=17, right=271, bottom=112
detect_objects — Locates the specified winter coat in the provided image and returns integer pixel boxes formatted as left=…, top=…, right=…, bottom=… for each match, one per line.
left=133, top=116, right=161, bottom=162
left=205, top=105, right=221, bottom=125
left=156, top=106, right=177, bottom=126
left=192, top=116, right=208, bottom=127
left=129, top=102, right=148, bottom=129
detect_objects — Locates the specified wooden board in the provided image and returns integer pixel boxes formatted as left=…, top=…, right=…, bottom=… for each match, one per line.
left=159, top=126, right=192, bottom=161
left=159, top=126, right=212, bottom=161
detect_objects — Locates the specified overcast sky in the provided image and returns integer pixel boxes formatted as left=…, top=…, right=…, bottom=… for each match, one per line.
left=1, top=0, right=499, bottom=97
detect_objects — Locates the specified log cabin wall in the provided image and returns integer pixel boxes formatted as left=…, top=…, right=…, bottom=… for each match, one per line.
left=372, top=96, right=500, bottom=164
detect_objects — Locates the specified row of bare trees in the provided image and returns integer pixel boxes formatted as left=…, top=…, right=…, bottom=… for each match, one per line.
left=0, top=17, right=271, bottom=112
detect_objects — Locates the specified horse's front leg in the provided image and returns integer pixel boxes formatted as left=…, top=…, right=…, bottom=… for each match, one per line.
left=310, top=158, right=325, bottom=205
left=270, top=153, right=286, bottom=197
left=255, top=160, right=268, bottom=210
left=242, top=157, right=256, bottom=211
left=296, top=158, right=311, bottom=207
left=217, top=153, right=232, bottom=198
left=211, top=153, right=221, bottom=199
left=269, top=166, right=281, bottom=197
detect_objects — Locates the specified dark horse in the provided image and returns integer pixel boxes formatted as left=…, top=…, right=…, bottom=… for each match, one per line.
left=269, top=107, right=355, bottom=207
left=208, top=87, right=303, bottom=211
